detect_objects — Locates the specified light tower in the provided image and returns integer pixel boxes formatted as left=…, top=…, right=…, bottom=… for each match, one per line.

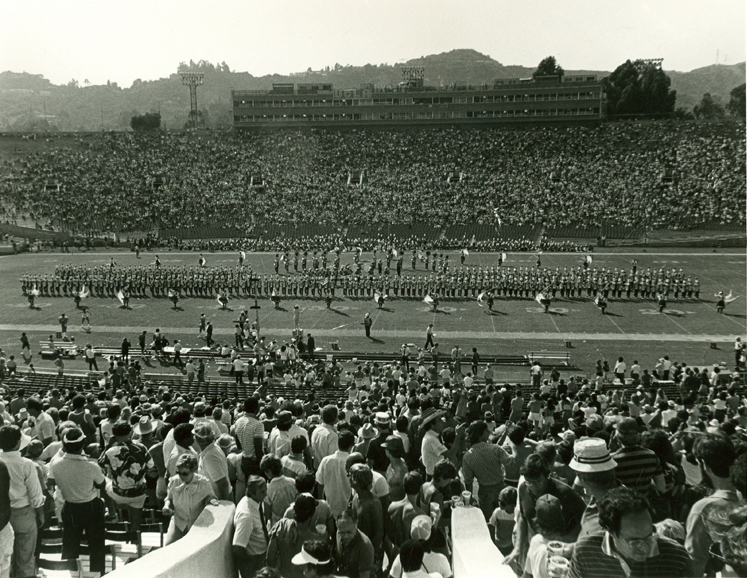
left=180, top=71, right=204, bottom=128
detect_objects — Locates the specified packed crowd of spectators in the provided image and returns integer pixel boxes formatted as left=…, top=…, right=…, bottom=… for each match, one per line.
left=0, top=327, right=746, bottom=578
left=1, top=121, right=743, bottom=235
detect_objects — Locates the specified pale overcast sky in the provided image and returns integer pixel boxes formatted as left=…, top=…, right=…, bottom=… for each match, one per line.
left=2, top=0, right=744, bottom=87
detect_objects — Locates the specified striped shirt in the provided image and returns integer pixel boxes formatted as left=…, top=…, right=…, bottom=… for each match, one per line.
left=234, top=415, right=264, bottom=459
left=611, top=446, right=662, bottom=494
left=569, top=533, right=692, bottom=578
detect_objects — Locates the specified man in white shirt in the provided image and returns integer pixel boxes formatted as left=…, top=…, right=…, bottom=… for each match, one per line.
left=311, top=405, right=339, bottom=469
left=233, top=356, right=245, bottom=385
left=194, top=423, right=230, bottom=500
left=315, top=430, right=355, bottom=517
left=26, top=397, right=55, bottom=447
left=419, top=409, right=447, bottom=479
left=233, top=476, right=269, bottom=578
left=0, top=426, right=44, bottom=578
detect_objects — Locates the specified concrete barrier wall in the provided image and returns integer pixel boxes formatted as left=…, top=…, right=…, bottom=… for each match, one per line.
left=452, top=506, right=515, bottom=578
left=106, top=501, right=236, bottom=578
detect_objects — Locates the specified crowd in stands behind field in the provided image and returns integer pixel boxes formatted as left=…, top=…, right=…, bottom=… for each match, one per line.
left=0, top=326, right=746, bottom=577
left=0, top=121, right=744, bottom=235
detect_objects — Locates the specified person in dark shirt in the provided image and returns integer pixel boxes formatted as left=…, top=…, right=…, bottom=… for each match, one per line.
left=504, top=453, right=586, bottom=574
left=334, top=508, right=374, bottom=578
left=0, top=461, right=11, bottom=578
left=570, top=487, right=692, bottom=578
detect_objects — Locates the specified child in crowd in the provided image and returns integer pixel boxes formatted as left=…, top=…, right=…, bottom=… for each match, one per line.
left=489, top=486, right=518, bottom=556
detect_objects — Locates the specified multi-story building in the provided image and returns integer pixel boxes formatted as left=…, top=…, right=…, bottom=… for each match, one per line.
left=232, top=74, right=603, bottom=129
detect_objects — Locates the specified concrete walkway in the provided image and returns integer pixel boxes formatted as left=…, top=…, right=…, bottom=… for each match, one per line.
left=0, top=324, right=739, bottom=343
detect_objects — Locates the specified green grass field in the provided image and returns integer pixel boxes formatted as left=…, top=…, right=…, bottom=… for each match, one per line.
left=1, top=248, right=745, bottom=382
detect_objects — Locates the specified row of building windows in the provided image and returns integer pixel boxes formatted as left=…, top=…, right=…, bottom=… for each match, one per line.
left=234, top=108, right=600, bottom=122
left=233, top=92, right=600, bottom=109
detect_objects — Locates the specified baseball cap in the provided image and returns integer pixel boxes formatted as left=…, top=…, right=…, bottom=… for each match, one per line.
left=534, top=494, right=564, bottom=534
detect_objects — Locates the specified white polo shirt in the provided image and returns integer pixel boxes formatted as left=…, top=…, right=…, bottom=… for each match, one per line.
left=49, top=453, right=105, bottom=503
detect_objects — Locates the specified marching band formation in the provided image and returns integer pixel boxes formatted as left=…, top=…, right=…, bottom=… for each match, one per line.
left=19, top=251, right=705, bottom=307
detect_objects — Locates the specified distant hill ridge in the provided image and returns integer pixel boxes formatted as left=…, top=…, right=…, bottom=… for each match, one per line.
left=0, top=48, right=743, bottom=131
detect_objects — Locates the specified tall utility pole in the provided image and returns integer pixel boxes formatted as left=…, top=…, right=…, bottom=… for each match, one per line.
left=180, top=71, right=204, bottom=128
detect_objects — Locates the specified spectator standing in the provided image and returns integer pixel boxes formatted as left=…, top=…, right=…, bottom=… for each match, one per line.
left=419, top=408, right=448, bottom=480
left=315, top=430, right=354, bottom=518
left=311, top=405, right=339, bottom=469
left=261, top=454, right=298, bottom=527
left=194, top=423, right=231, bottom=501
left=569, top=487, right=692, bottom=578
left=386, top=471, right=426, bottom=556
left=686, top=433, right=740, bottom=577
left=568, top=437, right=620, bottom=540
left=163, top=453, right=215, bottom=545
left=0, top=426, right=43, bottom=578
left=267, top=493, right=323, bottom=578
left=334, top=508, right=375, bottom=578
left=26, top=397, right=55, bottom=447
left=462, top=420, right=514, bottom=522
left=611, top=418, right=665, bottom=497
left=48, top=427, right=107, bottom=575
left=268, top=411, right=294, bottom=459
left=233, top=475, right=270, bottom=578
left=505, top=454, right=586, bottom=574
left=0, top=461, right=11, bottom=578
left=98, top=420, right=155, bottom=535
left=234, top=397, right=264, bottom=480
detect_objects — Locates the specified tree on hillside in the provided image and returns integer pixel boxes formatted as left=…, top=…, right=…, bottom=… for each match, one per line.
left=693, top=93, right=725, bottom=119
left=533, top=56, right=564, bottom=78
left=130, top=112, right=161, bottom=132
left=727, top=83, right=746, bottom=117
left=602, top=60, right=676, bottom=118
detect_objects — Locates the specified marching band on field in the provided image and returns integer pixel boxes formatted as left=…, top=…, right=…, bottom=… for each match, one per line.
left=19, top=251, right=700, bottom=304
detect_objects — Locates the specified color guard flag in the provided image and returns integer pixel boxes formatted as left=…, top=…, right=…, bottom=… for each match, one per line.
left=393, top=249, right=398, bottom=259
left=594, top=295, right=601, bottom=306
left=423, top=295, right=434, bottom=305
left=477, top=292, right=486, bottom=307
left=586, top=255, right=593, bottom=265
left=725, top=291, right=739, bottom=303
left=271, top=289, right=277, bottom=297
left=168, top=289, right=175, bottom=298
left=31, top=285, right=40, bottom=297
left=462, top=249, right=469, bottom=257
left=500, top=252, right=507, bottom=262
left=216, top=293, right=223, bottom=305
left=374, top=292, right=387, bottom=303
left=240, top=251, right=246, bottom=260
left=199, top=256, right=206, bottom=266
left=79, top=286, right=90, bottom=299
left=535, top=292, right=545, bottom=305
left=116, top=290, right=125, bottom=305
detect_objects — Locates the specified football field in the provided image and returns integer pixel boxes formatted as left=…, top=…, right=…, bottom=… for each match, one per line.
left=1, top=248, right=745, bottom=380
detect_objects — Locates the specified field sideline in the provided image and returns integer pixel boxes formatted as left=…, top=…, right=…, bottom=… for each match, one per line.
left=1, top=248, right=744, bottom=380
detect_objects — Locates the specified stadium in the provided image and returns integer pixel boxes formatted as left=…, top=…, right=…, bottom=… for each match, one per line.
left=0, top=37, right=746, bottom=578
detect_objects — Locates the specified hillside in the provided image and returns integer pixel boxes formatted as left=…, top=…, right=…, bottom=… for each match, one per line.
left=0, top=50, right=743, bottom=131
left=668, top=63, right=746, bottom=111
